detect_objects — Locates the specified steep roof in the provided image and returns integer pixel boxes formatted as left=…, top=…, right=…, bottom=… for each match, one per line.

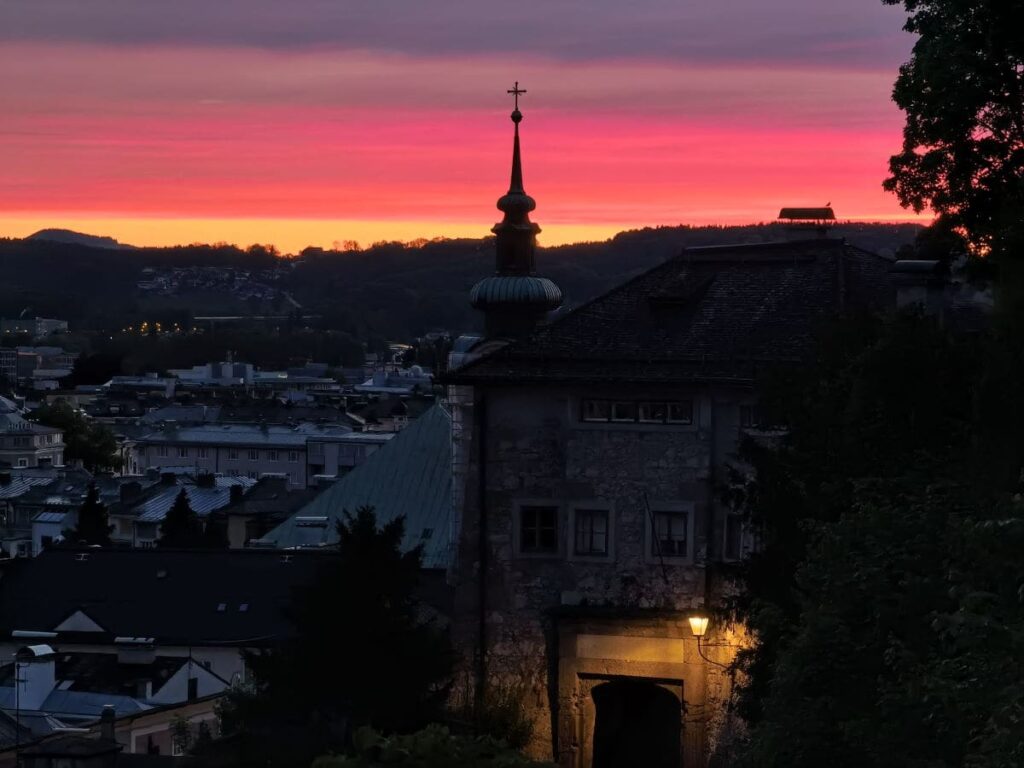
left=261, top=405, right=452, bottom=568
left=448, top=238, right=894, bottom=385
left=0, top=549, right=332, bottom=646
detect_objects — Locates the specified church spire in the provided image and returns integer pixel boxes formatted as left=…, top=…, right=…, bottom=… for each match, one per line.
left=469, top=83, right=562, bottom=339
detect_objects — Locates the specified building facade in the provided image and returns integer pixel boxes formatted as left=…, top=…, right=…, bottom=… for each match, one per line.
left=0, top=397, right=63, bottom=470
left=445, top=98, right=896, bottom=767
left=129, top=424, right=390, bottom=488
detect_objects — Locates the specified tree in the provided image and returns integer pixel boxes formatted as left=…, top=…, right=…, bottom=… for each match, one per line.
left=157, top=489, right=204, bottom=548
left=312, top=725, right=555, bottom=768
left=211, top=507, right=454, bottom=767
left=882, top=0, right=1024, bottom=256
left=66, top=482, right=113, bottom=546
left=726, top=310, right=1024, bottom=767
left=29, top=400, right=121, bottom=472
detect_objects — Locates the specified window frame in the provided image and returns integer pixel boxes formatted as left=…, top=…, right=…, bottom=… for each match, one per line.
left=723, top=513, right=744, bottom=562
left=644, top=501, right=695, bottom=565
left=568, top=503, right=614, bottom=561
left=513, top=501, right=561, bottom=559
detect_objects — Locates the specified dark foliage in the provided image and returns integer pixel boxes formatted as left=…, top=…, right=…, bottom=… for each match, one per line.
left=882, top=0, right=1024, bottom=256
left=65, top=482, right=113, bottom=546
left=208, top=507, right=453, bottom=768
left=29, top=400, right=121, bottom=472
left=157, top=489, right=205, bottom=548
left=725, top=306, right=1024, bottom=767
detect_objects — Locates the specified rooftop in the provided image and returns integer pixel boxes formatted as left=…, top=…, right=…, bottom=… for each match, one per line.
left=261, top=405, right=452, bottom=568
left=0, top=548, right=334, bottom=646
left=449, top=238, right=895, bottom=385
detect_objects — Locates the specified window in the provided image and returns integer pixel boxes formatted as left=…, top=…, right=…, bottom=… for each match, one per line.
left=248, top=449, right=259, bottom=461
left=247, top=471, right=258, bottom=479
left=652, top=510, right=688, bottom=558
left=610, top=401, right=637, bottom=422
left=519, top=505, right=557, bottom=554
left=288, top=451, right=299, bottom=463
left=666, top=401, right=693, bottom=424
left=197, top=448, right=208, bottom=459
left=178, top=447, right=188, bottom=458
left=16, top=458, right=28, bottom=468
left=574, top=509, right=609, bottom=556
left=638, top=401, right=667, bottom=424
left=581, top=399, right=610, bottom=422
left=268, top=450, right=278, bottom=461
left=724, top=515, right=743, bottom=561
left=187, top=677, right=199, bottom=702
left=228, top=449, right=239, bottom=460
left=157, top=445, right=168, bottom=458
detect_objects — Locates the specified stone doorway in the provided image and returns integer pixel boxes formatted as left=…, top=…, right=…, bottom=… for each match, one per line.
left=591, top=679, right=681, bottom=768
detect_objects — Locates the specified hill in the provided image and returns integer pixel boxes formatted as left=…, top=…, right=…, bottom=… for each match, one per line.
left=0, top=222, right=922, bottom=340
left=26, top=228, right=129, bottom=250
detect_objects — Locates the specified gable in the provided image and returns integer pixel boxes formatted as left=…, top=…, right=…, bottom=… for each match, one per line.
left=53, top=610, right=105, bottom=633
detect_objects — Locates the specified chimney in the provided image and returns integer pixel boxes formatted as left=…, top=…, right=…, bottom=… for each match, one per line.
left=0, top=473, right=10, bottom=486
left=100, top=704, right=116, bottom=741
left=229, top=484, right=245, bottom=504
left=160, top=471, right=177, bottom=486
left=196, top=472, right=216, bottom=488
left=14, top=645, right=57, bottom=710
left=891, top=260, right=946, bottom=315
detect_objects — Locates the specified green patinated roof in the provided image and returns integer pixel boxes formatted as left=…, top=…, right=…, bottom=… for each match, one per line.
left=469, top=275, right=562, bottom=308
left=261, top=405, right=452, bottom=569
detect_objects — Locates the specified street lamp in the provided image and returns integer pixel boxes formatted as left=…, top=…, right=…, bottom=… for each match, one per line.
left=688, top=613, right=728, bottom=669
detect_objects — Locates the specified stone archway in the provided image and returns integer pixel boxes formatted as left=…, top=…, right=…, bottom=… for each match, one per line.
left=591, top=679, right=681, bottom=768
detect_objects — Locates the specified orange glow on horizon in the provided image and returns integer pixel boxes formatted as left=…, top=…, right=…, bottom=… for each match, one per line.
left=0, top=213, right=930, bottom=254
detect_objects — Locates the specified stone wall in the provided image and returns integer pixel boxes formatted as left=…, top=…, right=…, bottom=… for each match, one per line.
left=450, top=382, right=753, bottom=765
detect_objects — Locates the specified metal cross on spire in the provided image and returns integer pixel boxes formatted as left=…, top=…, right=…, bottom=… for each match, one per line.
left=507, top=81, right=526, bottom=111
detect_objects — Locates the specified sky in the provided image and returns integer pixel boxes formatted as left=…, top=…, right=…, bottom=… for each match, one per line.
left=0, top=1, right=927, bottom=252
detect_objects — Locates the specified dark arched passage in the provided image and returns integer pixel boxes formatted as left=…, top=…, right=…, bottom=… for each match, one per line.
left=591, top=679, right=681, bottom=768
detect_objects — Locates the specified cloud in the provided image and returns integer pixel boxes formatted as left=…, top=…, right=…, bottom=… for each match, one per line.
left=3, top=0, right=912, bottom=68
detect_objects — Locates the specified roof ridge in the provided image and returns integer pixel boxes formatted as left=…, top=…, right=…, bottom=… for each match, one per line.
left=455, top=253, right=684, bottom=375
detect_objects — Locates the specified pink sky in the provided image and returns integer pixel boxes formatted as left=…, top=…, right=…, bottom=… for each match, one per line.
left=0, top=2, right=927, bottom=251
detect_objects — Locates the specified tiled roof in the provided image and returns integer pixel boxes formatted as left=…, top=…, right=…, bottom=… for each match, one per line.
left=449, top=238, right=895, bottom=385
left=126, top=476, right=257, bottom=522
left=262, top=405, right=452, bottom=568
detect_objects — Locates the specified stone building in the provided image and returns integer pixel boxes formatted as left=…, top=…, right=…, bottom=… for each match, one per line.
left=445, top=95, right=896, bottom=767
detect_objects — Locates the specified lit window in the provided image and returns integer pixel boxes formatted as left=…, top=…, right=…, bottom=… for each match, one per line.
left=666, top=401, right=693, bottom=425
left=581, top=399, right=610, bottom=422
left=574, top=509, right=609, bottom=556
left=652, top=510, right=688, bottom=558
left=610, top=402, right=637, bottom=422
left=519, top=505, right=557, bottom=554
left=638, top=402, right=667, bottom=424
left=216, top=603, right=226, bottom=612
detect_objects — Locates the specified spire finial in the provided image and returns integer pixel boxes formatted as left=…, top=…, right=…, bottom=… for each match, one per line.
left=507, top=81, right=526, bottom=116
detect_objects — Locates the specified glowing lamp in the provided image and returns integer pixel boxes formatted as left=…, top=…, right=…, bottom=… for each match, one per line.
left=688, top=615, right=710, bottom=638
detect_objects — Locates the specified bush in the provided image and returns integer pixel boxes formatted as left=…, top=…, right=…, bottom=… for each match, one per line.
left=311, top=725, right=554, bottom=768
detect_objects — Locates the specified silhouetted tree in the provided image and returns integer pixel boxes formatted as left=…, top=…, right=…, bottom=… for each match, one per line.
left=211, top=507, right=453, bottom=767
left=157, top=489, right=204, bottom=548
left=882, top=0, right=1024, bottom=257
left=65, top=482, right=113, bottom=546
